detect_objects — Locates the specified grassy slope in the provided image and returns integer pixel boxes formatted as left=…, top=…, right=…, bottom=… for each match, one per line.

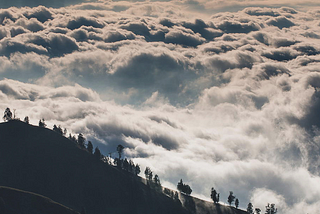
left=0, top=120, right=247, bottom=214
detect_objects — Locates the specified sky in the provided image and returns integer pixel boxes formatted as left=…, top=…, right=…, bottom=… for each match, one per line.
left=1, top=0, right=320, bottom=213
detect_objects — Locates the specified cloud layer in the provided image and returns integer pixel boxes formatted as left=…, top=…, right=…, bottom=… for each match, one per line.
left=1, top=4, right=320, bottom=213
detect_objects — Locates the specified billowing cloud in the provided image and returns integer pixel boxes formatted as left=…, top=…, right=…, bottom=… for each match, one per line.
left=1, top=3, right=320, bottom=214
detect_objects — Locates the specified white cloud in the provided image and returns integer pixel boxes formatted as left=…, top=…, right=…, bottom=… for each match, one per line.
left=1, top=4, right=320, bottom=213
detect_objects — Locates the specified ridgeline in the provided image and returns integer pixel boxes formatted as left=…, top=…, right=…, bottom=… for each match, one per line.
left=0, top=120, right=247, bottom=214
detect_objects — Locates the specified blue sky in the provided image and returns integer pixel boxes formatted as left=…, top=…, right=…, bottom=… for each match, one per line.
left=1, top=1, right=320, bottom=213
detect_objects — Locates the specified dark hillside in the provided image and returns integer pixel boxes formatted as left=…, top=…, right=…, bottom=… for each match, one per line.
left=181, top=195, right=247, bottom=214
left=0, top=186, right=79, bottom=214
left=0, top=120, right=247, bottom=214
left=0, top=120, right=188, bottom=214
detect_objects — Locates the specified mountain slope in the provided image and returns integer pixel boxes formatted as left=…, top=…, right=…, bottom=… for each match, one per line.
left=0, top=186, right=79, bottom=214
left=0, top=120, right=246, bottom=214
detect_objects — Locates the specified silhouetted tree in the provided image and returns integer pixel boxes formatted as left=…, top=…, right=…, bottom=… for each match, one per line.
left=63, top=128, right=67, bottom=136
left=68, top=134, right=77, bottom=143
left=23, top=116, right=29, bottom=124
left=235, top=198, right=239, bottom=208
left=94, top=147, right=102, bottom=160
left=217, top=193, right=220, bottom=203
left=211, top=187, right=219, bottom=203
left=148, top=171, right=153, bottom=181
left=128, top=160, right=134, bottom=173
left=247, top=202, right=254, bottom=214
left=177, top=179, right=192, bottom=195
left=135, top=164, right=141, bottom=175
left=53, top=125, right=63, bottom=135
left=227, top=191, right=235, bottom=206
left=265, top=203, right=277, bottom=214
left=87, top=141, right=93, bottom=154
left=183, top=184, right=192, bottom=195
left=144, top=167, right=152, bottom=180
left=177, top=179, right=184, bottom=192
left=117, top=144, right=124, bottom=159
left=39, top=118, right=46, bottom=127
left=255, top=208, right=261, bottom=214
left=77, top=133, right=85, bottom=147
left=3, top=108, right=12, bottom=121
left=123, top=158, right=129, bottom=171
left=69, top=134, right=77, bottom=142
left=153, top=174, right=161, bottom=191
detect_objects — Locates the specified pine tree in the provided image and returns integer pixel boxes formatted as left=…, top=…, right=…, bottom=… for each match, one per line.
left=23, top=116, right=29, bottom=124
left=53, top=125, right=63, bottom=135
left=87, top=141, right=93, bottom=154
left=247, top=202, right=254, bottom=214
left=117, top=144, right=124, bottom=159
left=265, top=203, right=277, bottom=214
left=153, top=174, right=161, bottom=191
left=39, top=119, right=46, bottom=127
left=211, top=187, right=218, bottom=203
left=227, top=191, right=235, bottom=206
left=144, top=167, right=152, bottom=180
left=183, top=184, right=192, bottom=195
left=128, top=160, right=134, bottom=173
left=148, top=171, right=153, bottom=181
left=135, top=164, right=141, bottom=176
left=94, top=147, right=102, bottom=160
left=177, top=179, right=184, bottom=192
left=235, top=198, right=239, bottom=208
left=3, top=108, right=12, bottom=122
left=255, top=208, right=261, bottom=214
left=77, top=133, right=85, bottom=147
left=123, top=158, right=129, bottom=171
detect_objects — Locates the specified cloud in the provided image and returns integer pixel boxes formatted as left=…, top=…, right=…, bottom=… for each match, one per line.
left=23, top=6, right=53, bottom=23
left=1, top=4, right=320, bottom=214
left=216, top=20, right=260, bottom=33
left=262, top=47, right=299, bottom=61
left=244, top=7, right=281, bottom=17
left=65, top=16, right=105, bottom=30
left=0, top=38, right=48, bottom=57
left=0, top=27, right=9, bottom=40
left=266, top=16, right=295, bottom=29
left=164, top=28, right=205, bottom=47
left=0, top=9, right=16, bottom=24
left=15, top=17, right=45, bottom=32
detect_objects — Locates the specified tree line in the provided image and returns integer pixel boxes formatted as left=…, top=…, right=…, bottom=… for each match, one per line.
left=2, top=107, right=141, bottom=176
left=3, top=108, right=278, bottom=214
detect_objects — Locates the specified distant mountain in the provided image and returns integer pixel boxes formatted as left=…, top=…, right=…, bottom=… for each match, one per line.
left=0, top=120, right=247, bottom=214
left=0, top=186, right=79, bottom=214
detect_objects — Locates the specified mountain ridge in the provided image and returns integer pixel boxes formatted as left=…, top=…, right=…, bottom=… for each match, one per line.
left=0, top=120, right=247, bottom=214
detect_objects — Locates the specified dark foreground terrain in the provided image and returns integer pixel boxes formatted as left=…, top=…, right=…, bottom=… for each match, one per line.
left=0, top=120, right=246, bottom=214
left=0, top=186, right=79, bottom=214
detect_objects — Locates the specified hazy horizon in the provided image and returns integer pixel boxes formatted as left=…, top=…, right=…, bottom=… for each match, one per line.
left=1, top=0, right=320, bottom=213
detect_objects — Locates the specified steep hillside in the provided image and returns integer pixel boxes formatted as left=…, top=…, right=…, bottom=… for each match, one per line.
left=0, top=120, right=246, bottom=214
left=0, top=186, right=79, bottom=214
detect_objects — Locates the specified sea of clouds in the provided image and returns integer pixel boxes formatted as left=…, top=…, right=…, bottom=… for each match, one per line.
left=1, top=1, right=320, bottom=213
